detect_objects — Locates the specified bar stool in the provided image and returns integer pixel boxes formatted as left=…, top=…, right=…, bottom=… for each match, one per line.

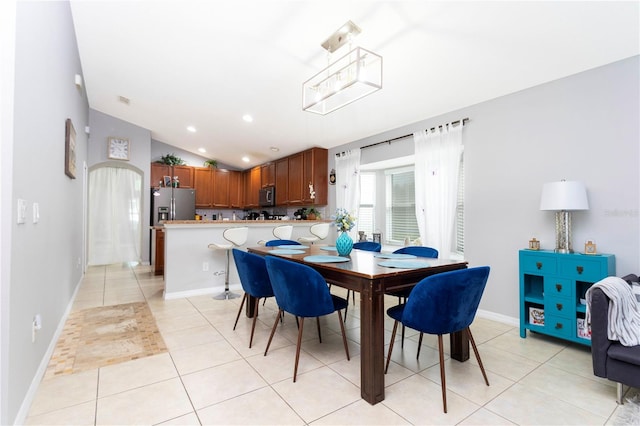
left=257, top=224, right=294, bottom=246
left=208, top=226, right=249, bottom=300
left=298, top=222, right=330, bottom=244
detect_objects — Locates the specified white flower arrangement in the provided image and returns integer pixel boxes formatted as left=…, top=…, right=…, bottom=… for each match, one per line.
left=334, top=208, right=356, bottom=233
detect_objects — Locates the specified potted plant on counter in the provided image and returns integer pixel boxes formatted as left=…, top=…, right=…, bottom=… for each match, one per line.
left=307, top=207, right=321, bottom=220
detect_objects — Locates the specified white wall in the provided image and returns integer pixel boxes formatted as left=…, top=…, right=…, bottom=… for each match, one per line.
left=7, top=2, right=89, bottom=424
left=328, top=56, right=640, bottom=320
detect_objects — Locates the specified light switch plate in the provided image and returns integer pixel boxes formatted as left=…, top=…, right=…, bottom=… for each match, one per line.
left=17, top=199, right=26, bottom=224
left=33, top=202, right=39, bottom=223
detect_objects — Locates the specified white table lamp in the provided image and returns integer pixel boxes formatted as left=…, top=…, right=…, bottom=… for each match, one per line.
left=540, top=180, right=589, bottom=253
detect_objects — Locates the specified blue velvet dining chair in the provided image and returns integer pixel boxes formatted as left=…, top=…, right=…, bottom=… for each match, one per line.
left=264, top=239, right=301, bottom=247
left=384, top=266, right=491, bottom=413
left=231, top=249, right=275, bottom=348
left=264, top=255, right=350, bottom=382
left=391, top=246, right=439, bottom=348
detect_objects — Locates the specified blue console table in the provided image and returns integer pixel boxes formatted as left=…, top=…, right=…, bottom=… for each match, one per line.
left=519, top=250, right=615, bottom=345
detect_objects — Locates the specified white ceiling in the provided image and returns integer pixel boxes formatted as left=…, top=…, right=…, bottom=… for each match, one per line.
left=70, top=1, right=639, bottom=169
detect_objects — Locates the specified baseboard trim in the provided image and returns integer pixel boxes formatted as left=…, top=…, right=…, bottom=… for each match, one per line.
left=476, top=309, right=519, bottom=327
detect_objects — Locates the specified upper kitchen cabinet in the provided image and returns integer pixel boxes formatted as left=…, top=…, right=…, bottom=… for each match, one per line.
left=229, top=171, right=244, bottom=208
left=302, top=148, right=327, bottom=205
left=275, top=158, right=289, bottom=205
left=150, top=163, right=193, bottom=188
left=193, top=167, right=214, bottom=208
left=261, top=162, right=275, bottom=188
left=287, top=152, right=304, bottom=205
left=244, top=166, right=261, bottom=208
left=212, top=168, right=230, bottom=208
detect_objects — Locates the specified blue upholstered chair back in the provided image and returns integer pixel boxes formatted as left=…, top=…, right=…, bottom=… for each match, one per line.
left=353, top=241, right=382, bottom=252
left=232, top=249, right=274, bottom=299
left=393, top=246, right=439, bottom=258
left=265, top=239, right=301, bottom=247
left=265, top=256, right=335, bottom=318
left=402, top=266, right=490, bottom=335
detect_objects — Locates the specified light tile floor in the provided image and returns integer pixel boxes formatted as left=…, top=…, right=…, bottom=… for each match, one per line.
left=25, top=262, right=638, bottom=425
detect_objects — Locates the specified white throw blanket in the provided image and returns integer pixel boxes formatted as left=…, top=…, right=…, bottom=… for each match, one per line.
left=585, top=276, right=640, bottom=347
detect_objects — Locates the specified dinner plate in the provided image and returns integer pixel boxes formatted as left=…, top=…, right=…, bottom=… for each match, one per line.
left=319, top=246, right=337, bottom=251
left=277, top=245, right=309, bottom=249
left=374, top=253, right=417, bottom=259
left=378, top=260, right=433, bottom=269
left=303, top=255, right=350, bottom=263
left=269, top=249, right=306, bottom=255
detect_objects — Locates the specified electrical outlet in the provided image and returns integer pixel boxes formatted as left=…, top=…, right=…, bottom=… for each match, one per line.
left=202, top=261, right=209, bottom=271
left=32, top=314, right=42, bottom=343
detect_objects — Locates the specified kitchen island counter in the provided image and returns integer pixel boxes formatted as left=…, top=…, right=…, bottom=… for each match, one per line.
left=160, top=220, right=334, bottom=299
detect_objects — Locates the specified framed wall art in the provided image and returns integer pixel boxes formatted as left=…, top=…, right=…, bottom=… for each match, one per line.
left=64, top=118, right=77, bottom=179
left=108, top=137, right=130, bottom=160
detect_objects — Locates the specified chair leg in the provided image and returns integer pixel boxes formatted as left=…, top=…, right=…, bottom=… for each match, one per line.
left=264, top=309, right=282, bottom=356
left=416, top=332, right=424, bottom=359
left=294, top=317, right=305, bottom=382
left=213, top=249, right=240, bottom=300
left=336, top=310, right=350, bottom=360
left=233, top=293, right=247, bottom=330
left=385, top=320, right=399, bottom=374
left=467, top=328, right=489, bottom=386
left=249, top=297, right=260, bottom=348
left=401, top=324, right=405, bottom=349
left=316, top=317, right=322, bottom=343
left=437, top=334, right=447, bottom=413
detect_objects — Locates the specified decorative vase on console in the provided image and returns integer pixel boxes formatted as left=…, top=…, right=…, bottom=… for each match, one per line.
left=333, top=208, right=357, bottom=256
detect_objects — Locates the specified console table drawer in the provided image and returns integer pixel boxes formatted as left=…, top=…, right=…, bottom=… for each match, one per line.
left=545, top=297, right=572, bottom=318
left=559, top=258, right=604, bottom=281
left=544, top=277, right=572, bottom=298
left=520, top=254, right=557, bottom=274
left=544, top=315, right=573, bottom=338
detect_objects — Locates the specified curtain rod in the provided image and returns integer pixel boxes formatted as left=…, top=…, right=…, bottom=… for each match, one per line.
left=356, top=117, right=470, bottom=152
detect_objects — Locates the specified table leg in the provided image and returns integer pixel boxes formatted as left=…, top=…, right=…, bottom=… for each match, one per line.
left=450, top=330, right=470, bottom=361
left=359, top=281, right=385, bottom=404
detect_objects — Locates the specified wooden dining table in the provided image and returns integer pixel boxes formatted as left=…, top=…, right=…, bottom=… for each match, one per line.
left=247, top=244, right=468, bottom=405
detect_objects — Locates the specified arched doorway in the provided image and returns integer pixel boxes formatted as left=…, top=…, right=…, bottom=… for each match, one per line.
left=87, top=163, right=143, bottom=265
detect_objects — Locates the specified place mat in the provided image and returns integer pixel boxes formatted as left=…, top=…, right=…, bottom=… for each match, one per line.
left=374, top=253, right=417, bottom=259
left=319, top=246, right=337, bottom=251
left=378, top=260, right=433, bottom=269
left=304, top=255, right=350, bottom=263
left=270, top=249, right=306, bottom=255
left=277, top=245, right=309, bottom=249
left=44, top=302, right=166, bottom=378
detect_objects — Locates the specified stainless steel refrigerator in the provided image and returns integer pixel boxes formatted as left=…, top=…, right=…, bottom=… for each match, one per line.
left=151, top=187, right=196, bottom=225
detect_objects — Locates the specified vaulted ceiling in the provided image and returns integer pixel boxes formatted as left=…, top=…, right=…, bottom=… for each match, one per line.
left=70, top=1, right=639, bottom=169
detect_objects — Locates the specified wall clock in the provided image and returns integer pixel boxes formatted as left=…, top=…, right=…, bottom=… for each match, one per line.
left=108, top=137, right=130, bottom=160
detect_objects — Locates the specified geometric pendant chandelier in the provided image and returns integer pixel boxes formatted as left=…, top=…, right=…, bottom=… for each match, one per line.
left=302, top=21, right=383, bottom=115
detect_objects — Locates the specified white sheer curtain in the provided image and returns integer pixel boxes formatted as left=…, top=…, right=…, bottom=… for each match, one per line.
left=88, top=166, right=142, bottom=265
left=413, top=121, right=464, bottom=257
left=335, top=149, right=361, bottom=237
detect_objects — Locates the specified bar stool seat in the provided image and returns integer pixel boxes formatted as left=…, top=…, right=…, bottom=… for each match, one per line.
left=258, top=224, right=294, bottom=245
left=298, top=222, right=330, bottom=244
left=208, top=226, right=249, bottom=300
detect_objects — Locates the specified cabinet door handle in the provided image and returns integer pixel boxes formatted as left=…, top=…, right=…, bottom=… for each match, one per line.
left=576, top=266, right=584, bottom=274
left=555, top=323, right=563, bottom=330
left=536, top=262, right=542, bottom=270
left=555, top=283, right=563, bottom=292
left=556, top=303, right=563, bottom=311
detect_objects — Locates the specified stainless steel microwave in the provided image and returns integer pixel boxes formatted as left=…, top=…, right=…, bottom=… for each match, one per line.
left=259, top=186, right=275, bottom=207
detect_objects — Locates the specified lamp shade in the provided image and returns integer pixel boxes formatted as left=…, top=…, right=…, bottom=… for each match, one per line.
left=540, top=180, right=589, bottom=211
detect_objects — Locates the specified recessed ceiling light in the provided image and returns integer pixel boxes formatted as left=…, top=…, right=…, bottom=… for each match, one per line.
left=198, top=148, right=206, bottom=153
left=270, top=146, right=279, bottom=152
left=242, top=114, right=253, bottom=123
left=242, top=156, right=250, bottom=163
left=187, top=126, right=197, bottom=133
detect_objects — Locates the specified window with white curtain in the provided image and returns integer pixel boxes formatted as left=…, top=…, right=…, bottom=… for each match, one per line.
left=358, top=172, right=376, bottom=236
left=385, top=166, right=420, bottom=244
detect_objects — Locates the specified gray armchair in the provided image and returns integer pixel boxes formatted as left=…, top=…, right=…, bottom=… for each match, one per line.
left=590, top=274, right=640, bottom=403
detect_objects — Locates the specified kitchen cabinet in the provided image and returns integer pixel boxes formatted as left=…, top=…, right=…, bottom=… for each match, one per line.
left=212, top=168, right=230, bottom=207
left=287, top=153, right=304, bottom=205
left=150, top=163, right=193, bottom=188
left=275, top=158, right=289, bottom=205
left=244, top=166, right=261, bottom=208
left=286, top=147, right=327, bottom=205
left=154, top=228, right=164, bottom=276
left=193, top=167, right=214, bottom=208
left=519, top=250, right=615, bottom=346
left=229, top=171, right=243, bottom=208
left=261, top=162, right=275, bottom=187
